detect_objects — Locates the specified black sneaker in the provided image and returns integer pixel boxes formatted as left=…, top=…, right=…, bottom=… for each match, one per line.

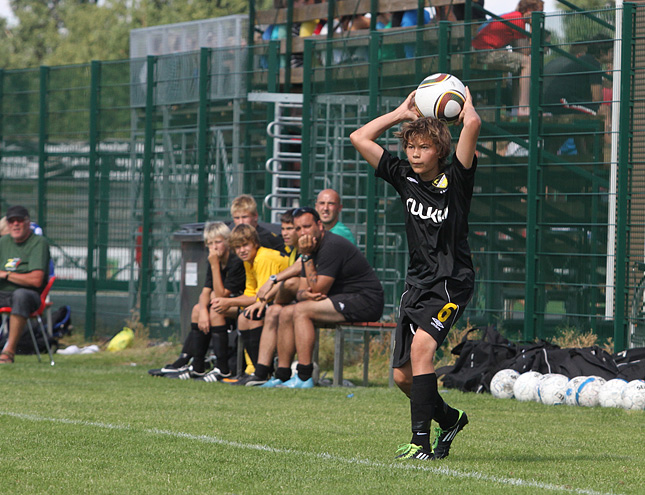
left=432, top=410, right=468, bottom=460
left=197, top=368, right=231, bottom=383
left=160, top=362, right=192, bottom=374
left=228, top=373, right=267, bottom=386
left=395, top=443, right=434, bottom=461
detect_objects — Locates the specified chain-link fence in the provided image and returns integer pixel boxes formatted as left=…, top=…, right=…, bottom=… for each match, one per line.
left=0, top=6, right=640, bottom=349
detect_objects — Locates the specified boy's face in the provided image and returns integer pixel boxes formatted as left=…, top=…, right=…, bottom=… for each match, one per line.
left=281, top=222, right=298, bottom=247
left=206, top=236, right=228, bottom=258
left=232, top=210, right=258, bottom=227
left=235, top=241, right=259, bottom=263
left=405, top=136, right=441, bottom=181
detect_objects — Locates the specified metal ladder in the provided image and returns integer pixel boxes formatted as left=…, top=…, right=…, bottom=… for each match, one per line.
left=248, top=93, right=304, bottom=223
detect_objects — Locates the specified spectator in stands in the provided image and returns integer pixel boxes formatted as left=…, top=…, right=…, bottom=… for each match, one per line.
left=225, top=209, right=303, bottom=386
left=543, top=36, right=613, bottom=116
left=350, top=86, right=480, bottom=461
left=214, top=224, right=288, bottom=382
left=230, top=194, right=285, bottom=253
left=0, top=206, right=51, bottom=364
left=542, top=35, right=613, bottom=156
left=472, top=0, right=544, bottom=116
left=153, top=222, right=245, bottom=379
left=315, top=189, right=356, bottom=244
left=264, top=207, right=384, bottom=388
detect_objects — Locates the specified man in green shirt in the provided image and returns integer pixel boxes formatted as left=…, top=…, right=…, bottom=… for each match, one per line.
left=315, top=188, right=356, bottom=245
left=0, top=206, right=51, bottom=364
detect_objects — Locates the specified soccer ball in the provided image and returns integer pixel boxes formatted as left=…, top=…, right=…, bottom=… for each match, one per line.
left=598, top=378, right=628, bottom=408
left=564, top=376, right=588, bottom=406
left=621, top=379, right=645, bottom=410
left=490, top=369, right=520, bottom=399
left=513, top=371, right=542, bottom=402
left=576, top=376, right=606, bottom=407
left=537, top=373, right=569, bottom=405
left=414, top=73, right=466, bottom=123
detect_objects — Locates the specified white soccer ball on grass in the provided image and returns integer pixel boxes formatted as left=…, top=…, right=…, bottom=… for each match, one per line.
left=598, top=378, right=628, bottom=408
left=621, top=379, right=645, bottom=410
left=576, top=376, right=606, bottom=407
left=490, top=369, right=520, bottom=399
left=537, top=373, right=569, bottom=406
left=513, top=371, right=542, bottom=402
left=564, top=376, right=588, bottom=406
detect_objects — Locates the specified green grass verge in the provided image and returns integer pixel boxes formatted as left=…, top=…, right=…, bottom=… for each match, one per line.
left=0, top=347, right=642, bottom=495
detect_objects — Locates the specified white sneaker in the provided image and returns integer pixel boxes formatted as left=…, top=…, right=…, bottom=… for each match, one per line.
left=80, top=345, right=100, bottom=354
left=57, top=345, right=80, bottom=355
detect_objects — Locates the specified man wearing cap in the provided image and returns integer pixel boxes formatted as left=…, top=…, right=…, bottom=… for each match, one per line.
left=0, top=206, right=51, bottom=364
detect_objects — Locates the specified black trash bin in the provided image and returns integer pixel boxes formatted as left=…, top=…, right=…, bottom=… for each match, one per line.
left=173, top=223, right=207, bottom=342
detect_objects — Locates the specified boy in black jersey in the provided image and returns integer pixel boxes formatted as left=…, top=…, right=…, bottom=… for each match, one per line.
left=350, top=87, right=481, bottom=461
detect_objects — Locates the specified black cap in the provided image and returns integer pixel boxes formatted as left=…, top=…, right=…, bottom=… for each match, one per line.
left=6, top=205, right=30, bottom=220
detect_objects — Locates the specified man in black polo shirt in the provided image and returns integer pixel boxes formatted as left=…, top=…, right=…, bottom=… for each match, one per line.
left=274, top=207, right=384, bottom=388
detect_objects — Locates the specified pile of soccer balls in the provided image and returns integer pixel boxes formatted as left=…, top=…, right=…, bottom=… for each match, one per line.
left=489, top=369, right=645, bottom=410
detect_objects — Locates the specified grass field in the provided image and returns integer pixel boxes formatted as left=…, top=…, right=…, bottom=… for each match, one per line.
left=1, top=345, right=643, bottom=495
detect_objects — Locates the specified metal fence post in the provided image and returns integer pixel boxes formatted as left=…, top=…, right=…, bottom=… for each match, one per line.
left=197, top=47, right=210, bottom=223
left=524, top=12, right=545, bottom=341
left=300, top=39, right=313, bottom=206
left=140, top=55, right=156, bottom=327
left=365, top=31, right=380, bottom=265
left=85, top=61, right=100, bottom=339
left=38, top=66, right=49, bottom=230
left=614, top=3, right=635, bottom=351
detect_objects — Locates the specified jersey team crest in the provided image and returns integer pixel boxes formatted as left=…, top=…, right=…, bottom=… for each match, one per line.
left=433, top=173, right=448, bottom=189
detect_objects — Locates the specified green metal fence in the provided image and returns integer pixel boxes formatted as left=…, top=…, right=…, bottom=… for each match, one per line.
left=0, top=6, right=640, bottom=349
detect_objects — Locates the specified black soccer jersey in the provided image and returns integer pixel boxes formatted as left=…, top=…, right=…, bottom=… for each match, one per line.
left=376, top=148, right=477, bottom=289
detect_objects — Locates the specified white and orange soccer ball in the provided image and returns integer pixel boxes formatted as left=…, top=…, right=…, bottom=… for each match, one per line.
left=414, top=73, right=466, bottom=124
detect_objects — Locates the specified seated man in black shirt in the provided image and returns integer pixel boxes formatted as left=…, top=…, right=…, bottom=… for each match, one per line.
left=269, top=207, right=384, bottom=388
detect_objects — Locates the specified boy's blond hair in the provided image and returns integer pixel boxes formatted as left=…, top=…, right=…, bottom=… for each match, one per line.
left=229, top=224, right=261, bottom=250
left=230, top=194, right=258, bottom=217
left=203, top=221, right=231, bottom=244
left=395, top=117, right=453, bottom=170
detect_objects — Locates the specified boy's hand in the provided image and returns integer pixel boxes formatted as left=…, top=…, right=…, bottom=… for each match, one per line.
left=457, top=86, right=475, bottom=125
left=398, top=90, right=421, bottom=121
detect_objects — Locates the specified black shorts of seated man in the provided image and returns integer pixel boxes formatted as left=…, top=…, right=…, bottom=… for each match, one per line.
left=271, top=206, right=384, bottom=388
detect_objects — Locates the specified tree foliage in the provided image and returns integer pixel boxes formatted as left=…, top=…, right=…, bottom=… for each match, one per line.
left=1, top=0, right=251, bottom=69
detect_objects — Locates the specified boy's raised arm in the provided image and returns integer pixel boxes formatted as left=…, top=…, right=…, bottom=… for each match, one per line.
left=350, top=91, right=419, bottom=169
left=454, top=87, right=481, bottom=169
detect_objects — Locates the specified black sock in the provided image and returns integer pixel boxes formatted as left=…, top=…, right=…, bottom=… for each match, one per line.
left=171, top=353, right=190, bottom=369
left=240, top=327, right=262, bottom=367
left=432, top=390, right=460, bottom=430
left=179, top=323, right=200, bottom=355
left=254, top=363, right=270, bottom=380
left=296, top=363, right=314, bottom=381
left=190, top=327, right=212, bottom=374
left=275, top=367, right=291, bottom=382
left=210, top=325, right=230, bottom=374
left=409, top=373, right=437, bottom=451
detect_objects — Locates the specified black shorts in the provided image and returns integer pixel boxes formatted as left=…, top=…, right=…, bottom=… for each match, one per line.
left=329, top=290, right=384, bottom=323
left=392, top=280, right=473, bottom=368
